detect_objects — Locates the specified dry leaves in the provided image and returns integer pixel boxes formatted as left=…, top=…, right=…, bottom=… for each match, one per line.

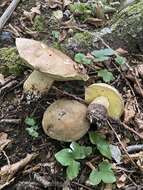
left=117, top=174, right=127, bottom=189
left=23, top=4, right=41, bottom=23
left=0, top=153, right=37, bottom=189
left=0, top=132, right=11, bottom=152
left=124, top=93, right=136, bottom=123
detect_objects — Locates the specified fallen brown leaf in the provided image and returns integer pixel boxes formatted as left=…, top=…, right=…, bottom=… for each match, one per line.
left=117, top=174, right=127, bottom=189
left=46, top=0, right=62, bottom=9
left=0, top=132, right=11, bottom=152
left=23, top=4, right=41, bottom=23
left=0, top=153, right=37, bottom=189
left=124, top=95, right=136, bottom=123
left=85, top=18, right=103, bottom=27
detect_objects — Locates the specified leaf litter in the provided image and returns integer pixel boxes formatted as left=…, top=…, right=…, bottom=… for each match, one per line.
left=0, top=0, right=143, bottom=189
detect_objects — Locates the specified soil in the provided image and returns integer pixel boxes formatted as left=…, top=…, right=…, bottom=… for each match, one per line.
left=0, top=0, right=143, bottom=190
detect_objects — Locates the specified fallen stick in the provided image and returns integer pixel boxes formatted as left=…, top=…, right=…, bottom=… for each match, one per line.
left=0, top=0, right=21, bottom=30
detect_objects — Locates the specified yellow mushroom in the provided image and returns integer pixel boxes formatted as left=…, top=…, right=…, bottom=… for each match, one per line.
left=85, top=83, right=124, bottom=124
left=42, top=99, right=90, bottom=142
left=16, top=38, right=88, bottom=95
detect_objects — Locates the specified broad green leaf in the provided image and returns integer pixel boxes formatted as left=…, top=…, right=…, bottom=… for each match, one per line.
left=101, top=170, right=116, bottom=183
left=99, top=161, right=116, bottom=183
left=70, top=142, right=92, bottom=159
left=115, top=55, right=126, bottom=65
left=66, top=160, right=80, bottom=180
left=99, top=161, right=112, bottom=171
left=97, top=69, right=114, bottom=82
left=26, top=127, right=39, bottom=138
left=89, top=132, right=111, bottom=159
left=25, top=117, right=36, bottom=126
left=88, top=169, right=102, bottom=185
left=55, top=149, right=74, bottom=166
left=94, top=56, right=110, bottom=62
left=74, top=53, right=92, bottom=65
left=91, top=48, right=115, bottom=57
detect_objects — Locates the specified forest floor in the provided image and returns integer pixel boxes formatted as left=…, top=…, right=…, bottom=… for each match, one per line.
left=0, top=0, right=143, bottom=190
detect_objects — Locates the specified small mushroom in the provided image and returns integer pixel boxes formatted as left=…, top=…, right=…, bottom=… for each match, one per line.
left=85, top=83, right=124, bottom=125
left=16, top=38, right=88, bottom=95
left=42, top=99, right=90, bottom=142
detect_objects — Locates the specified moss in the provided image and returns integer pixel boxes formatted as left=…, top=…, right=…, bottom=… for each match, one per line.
left=70, top=3, right=92, bottom=20
left=0, top=47, right=26, bottom=76
left=34, top=15, right=45, bottom=32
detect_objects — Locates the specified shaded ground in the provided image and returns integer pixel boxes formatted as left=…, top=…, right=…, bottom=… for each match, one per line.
left=0, top=0, right=143, bottom=189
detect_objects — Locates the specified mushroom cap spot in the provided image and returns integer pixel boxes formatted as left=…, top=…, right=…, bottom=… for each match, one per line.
left=85, top=83, right=124, bottom=119
left=16, top=38, right=88, bottom=81
left=23, top=70, right=54, bottom=95
left=42, top=99, right=90, bottom=142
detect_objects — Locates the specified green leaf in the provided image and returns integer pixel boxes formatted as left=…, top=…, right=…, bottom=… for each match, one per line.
left=70, top=142, right=92, bottom=160
left=88, top=169, right=102, bottom=185
left=26, top=127, right=39, bottom=138
left=74, top=53, right=92, bottom=65
left=25, top=117, right=36, bottom=126
left=99, top=161, right=116, bottom=184
left=99, top=161, right=112, bottom=171
left=94, top=56, right=110, bottom=62
left=91, top=48, right=115, bottom=57
left=66, top=160, right=80, bottom=180
left=101, top=170, right=116, bottom=183
left=89, top=132, right=111, bottom=159
left=52, top=31, right=60, bottom=40
left=115, top=55, right=126, bottom=65
left=55, top=149, right=74, bottom=166
left=97, top=69, right=114, bottom=82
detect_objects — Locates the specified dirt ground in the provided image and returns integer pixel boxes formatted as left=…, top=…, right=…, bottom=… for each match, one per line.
left=0, top=0, right=143, bottom=189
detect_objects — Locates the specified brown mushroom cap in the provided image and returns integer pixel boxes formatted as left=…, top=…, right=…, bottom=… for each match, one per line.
left=85, top=83, right=124, bottom=119
left=42, top=99, right=90, bottom=142
left=16, top=38, right=88, bottom=81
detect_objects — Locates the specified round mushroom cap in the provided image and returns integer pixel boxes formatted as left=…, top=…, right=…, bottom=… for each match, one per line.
left=16, top=38, right=88, bottom=81
left=85, top=83, right=124, bottom=119
left=42, top=99, right=90, bottom=142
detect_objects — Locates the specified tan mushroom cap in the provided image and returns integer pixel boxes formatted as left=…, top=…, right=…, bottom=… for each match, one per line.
left=85, top=83, right=124, bottom=119
left=16, top=38, right=88, bottom=81
left=42, top=99, right=90, bottom=142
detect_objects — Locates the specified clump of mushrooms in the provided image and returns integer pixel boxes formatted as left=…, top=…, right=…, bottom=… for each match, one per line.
left=85, top=83, right=124, bottom=125
left=42, top=99, right=90, bottom=142
left=16, top=38, right=88, bottom=96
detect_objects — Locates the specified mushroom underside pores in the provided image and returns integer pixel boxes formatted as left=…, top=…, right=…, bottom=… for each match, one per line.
left=85, top=83, right=124, bottom=125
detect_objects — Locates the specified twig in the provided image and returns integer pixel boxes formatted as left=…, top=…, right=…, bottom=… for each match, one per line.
left=52, top=86, right=86, bottom=104
left=72, top=182, right=93, bottom=190
left=0, top=0, right=21, bottom=30
left=107, top=120, right=139, bottom=169
left=127, top=144, right=143, bottom=153
left=121, top=122, right=143, bottom=139
left=0, top=119, right=21, bottom=124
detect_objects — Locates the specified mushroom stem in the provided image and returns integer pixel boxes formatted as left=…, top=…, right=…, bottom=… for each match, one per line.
left=86, top=96, right=109, bottom=125
left=23, top=70, right=54, bottom=95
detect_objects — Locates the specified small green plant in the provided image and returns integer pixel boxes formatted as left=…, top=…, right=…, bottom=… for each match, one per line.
left=55, top=142, right=92, bottom=180
left=52, top=31, right=60, bottom=41
left=74, top=53, right=92, bottom=65
left=88, top=160, right=116, bottom=185
left=89, top=132, right=111, bottom=159
left=70, top=3, right=92, bottom=18
left=97, top=69, right=115, bottom=82
left=91, top=48, right=126, bottom=65
left=25, top=117, right=39, bottom=138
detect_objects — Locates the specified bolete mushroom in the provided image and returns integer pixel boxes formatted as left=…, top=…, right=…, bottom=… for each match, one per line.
left=42, top=99, right=90, bottom=142
left=85, top=83, right=124, bottom=124
left=16, top=38, right=88, bottom=95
